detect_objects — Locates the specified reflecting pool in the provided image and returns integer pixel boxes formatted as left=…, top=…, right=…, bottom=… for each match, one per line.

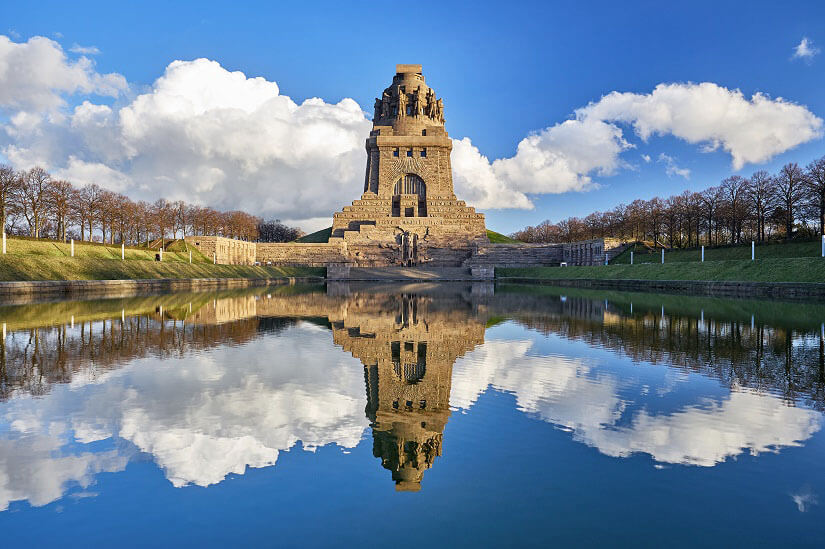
left=1, top=282, right=824, bottom=546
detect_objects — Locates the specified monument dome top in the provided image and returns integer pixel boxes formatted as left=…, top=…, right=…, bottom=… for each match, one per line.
left=395, top=64, right=422, bottom=75
left=373, top=64, right=444, bottom=130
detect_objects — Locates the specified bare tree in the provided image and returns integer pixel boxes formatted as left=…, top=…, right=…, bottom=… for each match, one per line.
left=172, top=200, right=187, bottom=238
left=0, top=164, right=20, bottom=232
left=700, top=187, right=722, bottom=245
left=73, top=184, right=103, bottom=241
left=47, top=179, right=74, bottom=241
left=806, top=156, right=825, bottom=237
left=96, top=190, right=118, bottom=244
left=151, top=199, right=172, bottom=243
left=720, top=175, right=751, bottom=244
left=16, top=167, right=51, bottom=238
left=748, top=170, right=773, bottom=242
left=774, top=163, right=807, bottom=239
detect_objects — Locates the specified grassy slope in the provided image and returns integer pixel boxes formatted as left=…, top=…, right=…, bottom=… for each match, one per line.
left=498, top=257, right=825, bottom=283
left=0, top=256, right=324, bottom=282
left=0, top=236, right=323, bottom=281
left=295, top=227, right=333, bottom=243
left=3, top=237, right=212, bottom=263
left=487, top=230, right=521, bottom=243
left=611, top=239, right=821, bottom=264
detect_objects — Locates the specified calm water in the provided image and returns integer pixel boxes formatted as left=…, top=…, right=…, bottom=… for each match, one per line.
left=1, top=282, right=824, bottom=547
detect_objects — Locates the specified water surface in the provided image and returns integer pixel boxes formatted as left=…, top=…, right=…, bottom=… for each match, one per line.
left=0, top=283, right=823, bottom=546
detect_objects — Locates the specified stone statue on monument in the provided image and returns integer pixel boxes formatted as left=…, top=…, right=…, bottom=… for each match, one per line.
left=381, top=89, right=391, bottom=118
left=397, top=90, right=408, bottom=117
left=413, top=87, right=425, bottom=117
left=425, top=88, right=436, bottom=118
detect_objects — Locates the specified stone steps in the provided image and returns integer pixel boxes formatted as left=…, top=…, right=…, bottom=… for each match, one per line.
left=344, top=267, right=479, bottom=281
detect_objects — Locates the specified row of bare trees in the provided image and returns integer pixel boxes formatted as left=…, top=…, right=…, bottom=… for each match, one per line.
left=0, top=165, right=301, bottom=244
left=513, top=157, right=825, bottom=246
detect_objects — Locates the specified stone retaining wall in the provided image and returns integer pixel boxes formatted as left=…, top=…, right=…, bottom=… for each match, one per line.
left=257, top=242, right=347, bottom=266
left=184, top=236, right=257, bottom=265
left=0, top=277, right=324, bottom=297
left=467, top=243, right=564, bottom=268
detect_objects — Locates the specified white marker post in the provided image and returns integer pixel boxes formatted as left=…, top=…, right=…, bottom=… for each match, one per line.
left=189, top=250, right=192, bottom=264
left=70, top=239, right=74, bottom=257
left=661, top=248, right=664, bottom=264
left=751, top=241, right=755, bottom=261
left=630, top=251, right=633, bottom=265
left=121, top=242, right=125, bottom=260
left=213, top=252, right=216, bottom=264
left=701, top=245, right=704, bottom=262
left=159, top=248, right=163, bottom=261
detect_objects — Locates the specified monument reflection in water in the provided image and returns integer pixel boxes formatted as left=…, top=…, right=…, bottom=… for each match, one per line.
left=1, top=283, right=824, bottom=545
left=335, top=288, right=484, bottom=491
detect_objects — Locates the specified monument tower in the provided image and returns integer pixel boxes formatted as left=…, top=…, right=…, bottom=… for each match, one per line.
left=330, top=64, right=488, bottom=266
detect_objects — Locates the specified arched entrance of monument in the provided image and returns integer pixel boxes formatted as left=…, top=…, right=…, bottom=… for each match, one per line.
left=392, top=174, right=427, bottom=217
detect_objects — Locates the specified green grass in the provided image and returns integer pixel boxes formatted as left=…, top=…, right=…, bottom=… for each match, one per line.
left=611, top=239, right=821, bottom=264
left=2, top=236, right=212, bottom=263
left=487, top=230, right=521, bottom=243
left=0, top=256, right=325, bottom=282
left=295, top=227, right=332, bottom=243
left=498, top=257, right=825, bottom=283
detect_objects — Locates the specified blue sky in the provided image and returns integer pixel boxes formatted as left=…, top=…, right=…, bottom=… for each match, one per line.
left=2, top=0, right=824, bottom=233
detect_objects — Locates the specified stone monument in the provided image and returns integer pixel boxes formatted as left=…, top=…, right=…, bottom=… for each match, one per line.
left=190, top=65, right=621, bottom=273
left=329, top=64, right=488, bottom=266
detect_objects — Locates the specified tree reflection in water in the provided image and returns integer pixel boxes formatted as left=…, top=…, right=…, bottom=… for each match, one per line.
left=0, top=282, right=823, bottom=506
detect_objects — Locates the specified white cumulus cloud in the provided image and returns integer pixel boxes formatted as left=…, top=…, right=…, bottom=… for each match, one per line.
left=658, top=153, right=690, bottom=179
left=69, top=44, right=101, bottom=55
left=578, top=82, right=823, bottom=170
left=0, top=35, right=126, bottom=112
left=0, top=34, right=822, bottom=224
left=793, top=37, right=820, bottom=60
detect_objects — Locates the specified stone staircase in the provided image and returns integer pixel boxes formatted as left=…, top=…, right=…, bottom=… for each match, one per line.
left=344, top=266, right=480, bottom=281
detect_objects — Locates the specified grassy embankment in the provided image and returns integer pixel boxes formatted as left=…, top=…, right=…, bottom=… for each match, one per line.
left=498, top=257, right=825, bottom=283
left=295, top=227, right=333, bottom=243
left=0, top=237, right=324, bottom=281
left=486, top=230, right=521, bottom=243
left=499, top=239, right=825, bottom=283
left=611, top=239, right=821, bottom=263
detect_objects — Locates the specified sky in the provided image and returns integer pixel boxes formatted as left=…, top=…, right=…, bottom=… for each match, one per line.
left=1, top=0, right=824, bottom=234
